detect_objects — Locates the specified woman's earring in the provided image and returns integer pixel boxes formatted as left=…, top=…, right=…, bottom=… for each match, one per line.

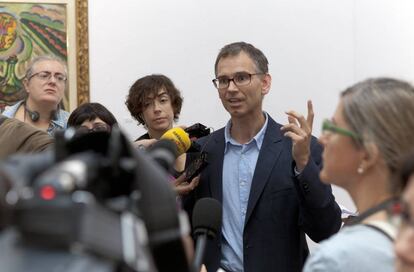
left=357, top=166, right=364, bottom=174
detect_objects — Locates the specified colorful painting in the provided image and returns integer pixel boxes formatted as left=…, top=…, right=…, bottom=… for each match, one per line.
left=0, top=0, right=89, bottom=112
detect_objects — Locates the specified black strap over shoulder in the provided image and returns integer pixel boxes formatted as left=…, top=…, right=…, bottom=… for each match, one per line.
left=364, top=223, right=394, bottom=241
left=346, top=198, right=397, bottom=225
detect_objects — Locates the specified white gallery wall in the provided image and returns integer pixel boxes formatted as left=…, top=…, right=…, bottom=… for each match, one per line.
left=88, top=0, right=414, bottom=219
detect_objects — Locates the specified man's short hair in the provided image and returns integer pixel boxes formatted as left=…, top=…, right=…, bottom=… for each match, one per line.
left=214, top=41, right=269, bottom=76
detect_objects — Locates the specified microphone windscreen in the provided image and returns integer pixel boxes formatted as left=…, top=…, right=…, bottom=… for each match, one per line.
left=192, top=198, right=222, bottom=238
left=160, top=127, right=191, bottom=155
left=147, top=139, right=178, bottom=171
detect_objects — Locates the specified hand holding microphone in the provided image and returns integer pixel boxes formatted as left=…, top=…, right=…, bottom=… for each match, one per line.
left=173, top=173, right=200, bottom=196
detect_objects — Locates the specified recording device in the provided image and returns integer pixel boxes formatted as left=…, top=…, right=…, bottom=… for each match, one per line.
left=185, top=152, right=208, bottom=182
left=24, top=106, right=40, bottom=122
left=192, top=198, right=222, bottom=272
left=184, top=123, right=210, bottom=140
left=0, top=126, right=192, bottom=272
left=24, top=101, right=57, bottom=122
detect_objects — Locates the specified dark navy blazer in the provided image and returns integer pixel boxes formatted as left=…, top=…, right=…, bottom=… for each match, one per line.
left=184, top=116, right=341, bottom=272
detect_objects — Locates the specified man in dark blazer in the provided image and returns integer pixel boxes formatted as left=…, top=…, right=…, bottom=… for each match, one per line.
left=183, top=42, right=341, bottom=272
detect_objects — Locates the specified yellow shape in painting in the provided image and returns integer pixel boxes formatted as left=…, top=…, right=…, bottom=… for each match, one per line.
left=0, top=13, right=18, bottom=51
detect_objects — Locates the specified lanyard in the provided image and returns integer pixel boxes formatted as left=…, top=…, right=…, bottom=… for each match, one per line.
left=345, top=198, right=397, bottom=226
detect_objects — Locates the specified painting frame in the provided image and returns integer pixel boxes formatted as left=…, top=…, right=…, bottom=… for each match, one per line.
left=0, top=0, right=89, bottom=112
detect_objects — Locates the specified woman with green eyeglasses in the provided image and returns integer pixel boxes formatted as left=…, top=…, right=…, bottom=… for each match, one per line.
left=304, top=78, right=414, bottom=272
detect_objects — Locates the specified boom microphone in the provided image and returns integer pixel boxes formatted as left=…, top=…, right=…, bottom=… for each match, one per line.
left=192, top=198, right=222, bottom=272
left=160, top=127, right=191, bottom=156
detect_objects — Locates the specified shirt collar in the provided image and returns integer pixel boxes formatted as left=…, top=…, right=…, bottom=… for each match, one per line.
left=51, top=109, right=68, bottom=129
left=224, top=112, right=269, bottom=153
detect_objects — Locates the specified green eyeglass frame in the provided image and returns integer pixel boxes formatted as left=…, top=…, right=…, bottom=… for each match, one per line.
left=322, top=119, right=361, bottom=140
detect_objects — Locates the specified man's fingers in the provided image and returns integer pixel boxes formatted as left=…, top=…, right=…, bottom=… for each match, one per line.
left=283, top=131, right=304, bottom=142
left=288, top=115, right=298, bottom=126
left=285, top=100, right=315, bottom=133
left=285, top=110, right=307, bottom=129
left=281, top=123, right=307, bottom=137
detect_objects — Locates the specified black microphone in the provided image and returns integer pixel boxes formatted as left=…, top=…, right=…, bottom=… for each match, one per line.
left=192, top=198, right=222, bottom=272
left=146, top=139, right=178, bottom=172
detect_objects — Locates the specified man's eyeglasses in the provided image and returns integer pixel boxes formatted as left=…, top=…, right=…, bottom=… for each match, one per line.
left=77, top=123, right=111, bottom=134
left=322, top=119, right=361, bottom=140
left=29, top=71, right=67, bottom=83
left=212, top=72, right=264, bottom=89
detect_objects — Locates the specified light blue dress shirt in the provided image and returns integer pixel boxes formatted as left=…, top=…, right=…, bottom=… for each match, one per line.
left=220, top=112, right=268, bottom=272
left=2, top=100, right=69, bottom=136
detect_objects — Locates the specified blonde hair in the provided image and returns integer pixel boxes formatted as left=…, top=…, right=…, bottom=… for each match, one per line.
left=341, top=78, right=414, bottom=175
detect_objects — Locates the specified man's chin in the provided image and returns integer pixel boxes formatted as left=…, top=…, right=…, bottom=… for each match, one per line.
left=227, top=109, right=245, bottom=118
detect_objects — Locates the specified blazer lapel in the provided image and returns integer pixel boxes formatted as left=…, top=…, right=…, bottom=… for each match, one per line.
left=207, top=129, right=225, bottom=203
left=244, top=118, right=284, bottom=224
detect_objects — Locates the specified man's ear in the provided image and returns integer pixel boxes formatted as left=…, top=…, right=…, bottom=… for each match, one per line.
left=261, top=73, right=271, bottom=95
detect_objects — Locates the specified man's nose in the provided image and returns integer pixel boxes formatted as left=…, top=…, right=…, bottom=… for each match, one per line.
left=227, top=79, right=239, bottom=92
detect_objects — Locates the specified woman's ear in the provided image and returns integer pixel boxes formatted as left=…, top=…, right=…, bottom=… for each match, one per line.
left=23, top=78, right=30, bottom=94
left=359, top=143, right=381, bottom=173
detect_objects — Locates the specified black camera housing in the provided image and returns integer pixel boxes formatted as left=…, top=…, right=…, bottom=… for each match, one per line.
left=184, top=123, right=210, bottom=140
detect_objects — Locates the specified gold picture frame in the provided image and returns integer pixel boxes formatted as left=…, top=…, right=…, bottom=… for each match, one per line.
left=0, top=0, right=89, bottom=112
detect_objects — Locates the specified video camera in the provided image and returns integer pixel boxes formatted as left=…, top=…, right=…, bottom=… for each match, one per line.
left=0, top=127, right=192, bottom=272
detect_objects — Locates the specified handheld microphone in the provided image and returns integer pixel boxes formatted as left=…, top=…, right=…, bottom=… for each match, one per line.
left=160, top=127, right=191, bottom=156
left=192, top=198, right=222, bottom=272
left=147, top=139, right=178, bottom=172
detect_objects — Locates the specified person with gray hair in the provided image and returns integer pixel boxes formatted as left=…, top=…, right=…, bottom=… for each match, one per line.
left=304, top=78, right=414, bottom=272
left=2, top=55, right=69, bottom=136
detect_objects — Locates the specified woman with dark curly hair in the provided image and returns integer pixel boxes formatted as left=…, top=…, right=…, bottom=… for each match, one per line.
left=125, top=74, right=198, bottom=195
left=125, top=74, right=183, bottom=146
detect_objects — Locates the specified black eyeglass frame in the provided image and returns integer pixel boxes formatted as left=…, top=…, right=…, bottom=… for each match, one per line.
left=212, top=72, right=264, bottom=89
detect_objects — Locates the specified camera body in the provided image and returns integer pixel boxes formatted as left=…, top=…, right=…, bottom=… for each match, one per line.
left=184, top=123, right=210, bottom=141
left=0, top=127, right=191, bottom=272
